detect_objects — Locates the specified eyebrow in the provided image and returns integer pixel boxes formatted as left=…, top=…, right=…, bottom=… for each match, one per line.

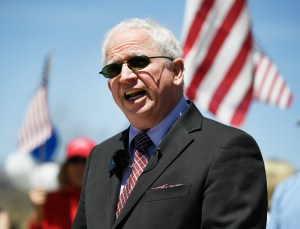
left=106, top=52, right=145, bottom=65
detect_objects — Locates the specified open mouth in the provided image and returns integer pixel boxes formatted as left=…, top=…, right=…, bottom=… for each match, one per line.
left=124, top=90, right=147, bottom=101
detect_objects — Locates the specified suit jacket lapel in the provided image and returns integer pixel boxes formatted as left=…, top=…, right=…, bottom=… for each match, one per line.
left=107, top=173, right=120, bottom=228
left=113, top=102, right=203, bottom=228
left=107, top=130, right=129, bottom=228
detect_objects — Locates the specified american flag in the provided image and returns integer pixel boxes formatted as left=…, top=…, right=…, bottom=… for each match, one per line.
left=253, top=43, right=292, bottom=109
left=17, top=53, right=58, bottom=162
left=181, top=0, right=292, bottom=126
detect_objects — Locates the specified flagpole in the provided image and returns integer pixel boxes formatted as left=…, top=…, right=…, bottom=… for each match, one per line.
left=42, top=51, right=52, bottom=85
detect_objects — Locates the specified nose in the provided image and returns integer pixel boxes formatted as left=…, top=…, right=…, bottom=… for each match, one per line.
left=119, top=63, right=137, bottom=82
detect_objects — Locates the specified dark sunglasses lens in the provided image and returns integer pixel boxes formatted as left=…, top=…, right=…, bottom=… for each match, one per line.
left=128, top=56, right=150, bottom=70
left=103, top=63, right=122, bottom=78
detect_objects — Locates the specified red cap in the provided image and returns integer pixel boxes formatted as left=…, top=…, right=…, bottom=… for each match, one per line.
left=66, top=137, right=96, bottom=159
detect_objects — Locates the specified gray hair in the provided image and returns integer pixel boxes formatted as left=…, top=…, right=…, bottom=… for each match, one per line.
left=101, top=18, right=183, bottom=65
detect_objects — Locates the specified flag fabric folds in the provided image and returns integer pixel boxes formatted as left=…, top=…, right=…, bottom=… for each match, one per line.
left=17, top=54, right=57, bottom=162
left=181, top=0, right=292, bottom=126
left=253, top=44, right=292, bottom=109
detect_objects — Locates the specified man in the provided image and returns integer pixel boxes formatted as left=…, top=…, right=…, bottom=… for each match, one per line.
left=73, top=18, right=267, bottom=229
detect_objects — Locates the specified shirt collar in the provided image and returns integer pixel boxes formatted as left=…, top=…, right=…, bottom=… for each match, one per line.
left=129, top=96, right=188, bottom=147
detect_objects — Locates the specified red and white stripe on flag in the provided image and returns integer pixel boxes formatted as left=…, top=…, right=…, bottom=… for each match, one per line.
left=17, top=85, right=53, bottom=153
left=253, top=48, right=292, bottom=109
left=182, top=0, right=254, bottom=126
left=17, top=56, right=54, bottom=154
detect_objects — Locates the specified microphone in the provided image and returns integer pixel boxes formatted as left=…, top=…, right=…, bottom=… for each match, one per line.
left=109, top=150, right=130, bottom=176
left=143, top=147, right=162, bottom=173
left=154, top=148, right=162, bottom=158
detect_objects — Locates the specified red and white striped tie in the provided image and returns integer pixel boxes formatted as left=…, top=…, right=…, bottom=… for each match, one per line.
left=115, top=132, right=152, bottom=219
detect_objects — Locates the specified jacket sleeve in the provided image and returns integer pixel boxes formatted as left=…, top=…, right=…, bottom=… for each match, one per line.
left=201, top=132, right=268, bottom=228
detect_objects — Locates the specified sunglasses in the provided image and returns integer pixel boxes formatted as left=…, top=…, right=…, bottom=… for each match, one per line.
left=99, top=55, right=174, bottom=79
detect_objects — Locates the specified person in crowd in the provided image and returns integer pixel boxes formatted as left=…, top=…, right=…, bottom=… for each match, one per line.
left=267, top=171, right=300, bottom=228
left=265, top=159, right=295, bottom=211
left=73, top=18, right=267, bottom=228
left=28, top=137, right=95, bottom=229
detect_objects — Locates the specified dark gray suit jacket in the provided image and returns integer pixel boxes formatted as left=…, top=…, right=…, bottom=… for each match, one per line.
left=73, top=102, right=267, bottom=229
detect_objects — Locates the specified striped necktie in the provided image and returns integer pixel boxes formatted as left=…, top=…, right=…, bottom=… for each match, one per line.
left=115, top=132, right=152, bottom=219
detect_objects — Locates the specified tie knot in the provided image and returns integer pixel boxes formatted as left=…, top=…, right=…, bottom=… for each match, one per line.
left=134, top=132, right=152, bottom=154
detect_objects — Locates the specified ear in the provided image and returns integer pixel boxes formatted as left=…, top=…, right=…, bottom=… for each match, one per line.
left=172, top=58, right=184, bottom=86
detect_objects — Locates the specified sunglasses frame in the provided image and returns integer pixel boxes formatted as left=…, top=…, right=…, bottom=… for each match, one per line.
left=99, top=55, right=174, bottom=79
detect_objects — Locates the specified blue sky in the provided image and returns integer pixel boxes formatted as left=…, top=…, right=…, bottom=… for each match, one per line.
left=0, top=1, right=299, bottom=169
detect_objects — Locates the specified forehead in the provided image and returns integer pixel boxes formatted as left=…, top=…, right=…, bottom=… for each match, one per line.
left=105, top=27, right=159, bottom=62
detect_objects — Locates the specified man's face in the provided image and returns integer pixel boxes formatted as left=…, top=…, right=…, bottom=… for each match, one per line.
left=105, top=27, right=183, bottom=130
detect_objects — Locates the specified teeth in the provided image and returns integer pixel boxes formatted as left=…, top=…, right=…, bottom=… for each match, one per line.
left=125, top=90, right=142, bottom=96
left=124, top=90, right=146, bottom=100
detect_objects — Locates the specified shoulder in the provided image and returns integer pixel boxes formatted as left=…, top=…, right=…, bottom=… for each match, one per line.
left=184, top=101, right=255, bottom=142
left=85, top=129, right=128, bottom=169
left=180, top=102, right=258, bottom=150
left=201, top=115, right=258, bottom=148
left=92, top=129, right=128, bottom=154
